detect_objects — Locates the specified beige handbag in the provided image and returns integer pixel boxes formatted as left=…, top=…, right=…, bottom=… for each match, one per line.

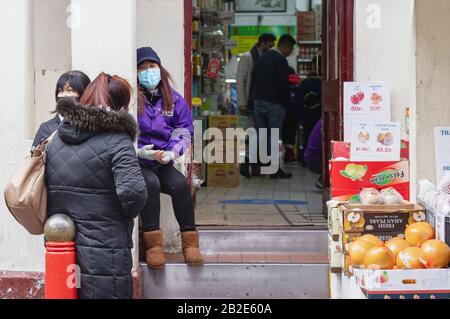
left=4, top=132, right=56, bottom=235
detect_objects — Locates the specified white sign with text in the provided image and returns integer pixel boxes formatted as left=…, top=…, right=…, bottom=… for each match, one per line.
left=351, top=121, right=401, bottom=162
left=344, top=82, right=391, bottom=141
left=435, top=127, right=450, bottom=184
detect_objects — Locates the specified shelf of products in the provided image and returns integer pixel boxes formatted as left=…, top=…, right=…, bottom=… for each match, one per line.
left=191, top=0, right=234, bottom=118
left=297, top=41, right=322, bottom=77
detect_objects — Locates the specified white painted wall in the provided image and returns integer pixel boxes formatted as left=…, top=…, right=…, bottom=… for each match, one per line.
left=415, top=0, right=450, bottom=185
left=354, top=0, right=417, bottom=198
left=137, top=0, right=185, bottom=93
left=0, top=0, right=46, bottom=272
left=71, top=0, right=139, bottom=269
left=33, top=0, right=72, bottom=132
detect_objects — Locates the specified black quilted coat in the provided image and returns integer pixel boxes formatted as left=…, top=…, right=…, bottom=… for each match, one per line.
left=45, top=98, right=148, bottom=299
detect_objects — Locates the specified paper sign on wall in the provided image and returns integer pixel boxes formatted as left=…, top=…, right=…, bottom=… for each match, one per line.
left=435, top=127, right=450, bottom=184
left=351, top=122, right=401, bottom=162
left=344, top=82, right=391, bottom=141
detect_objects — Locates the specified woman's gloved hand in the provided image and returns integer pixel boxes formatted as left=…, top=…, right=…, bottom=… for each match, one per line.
left=137, top=144, right=164, bottom=161
left=157, top=151, right=176, bottom=165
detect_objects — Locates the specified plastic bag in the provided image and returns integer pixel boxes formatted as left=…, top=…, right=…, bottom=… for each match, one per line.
left=360, top=188, right=380, bottom=205
left=379, top=187, right=404, bottom=205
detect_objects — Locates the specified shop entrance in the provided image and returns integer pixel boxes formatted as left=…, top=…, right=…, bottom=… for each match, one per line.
left=186, top=0, right=347, bottom=228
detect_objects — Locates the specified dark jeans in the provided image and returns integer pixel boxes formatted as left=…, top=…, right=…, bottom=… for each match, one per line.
left=140, top=163, right=196, bottom=232
left=305, top=157, right=323, bottom=175
left=254, top=100, right=286, bottom=163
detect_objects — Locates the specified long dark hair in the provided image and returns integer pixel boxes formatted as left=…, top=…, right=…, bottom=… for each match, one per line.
left=80, top=72, right=132, bottom=111
left=55, top=70, right=91, bottom=102
left=137, top=64, right=174, bottom=115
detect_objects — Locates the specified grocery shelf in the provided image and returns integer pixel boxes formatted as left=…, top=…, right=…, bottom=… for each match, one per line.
left=298, top=40, right=322, bottom=44
left=298, top=58, right=314, bottom=63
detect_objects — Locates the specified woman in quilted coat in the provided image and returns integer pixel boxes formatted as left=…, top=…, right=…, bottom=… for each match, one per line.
left=45, top=73, right=148, bottom=299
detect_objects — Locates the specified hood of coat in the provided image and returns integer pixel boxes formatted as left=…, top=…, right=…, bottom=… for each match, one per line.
left=55, top=97, right=137, bottom=144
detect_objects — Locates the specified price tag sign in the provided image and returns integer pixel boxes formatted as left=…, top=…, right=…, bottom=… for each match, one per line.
left=351, top=122, right=401, bottom=162
left=344, top=82, right=391, bottom=141
left=435, top=127, right=450, bottom=184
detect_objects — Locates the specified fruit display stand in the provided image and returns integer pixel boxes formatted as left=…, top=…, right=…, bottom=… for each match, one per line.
left=353, top=268, right=450, bottom=299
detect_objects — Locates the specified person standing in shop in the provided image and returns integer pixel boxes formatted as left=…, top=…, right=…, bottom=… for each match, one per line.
left=236, top=33, right=276, bottom=178
left=253, top=34, right=297, bottom=179
left=136, top=47, right=203, bottom=269
left=282, top=67, right=302, bottom=163
left=304, top=118, right=323, bottom=189
left=299, top=53, right=322, bottom=162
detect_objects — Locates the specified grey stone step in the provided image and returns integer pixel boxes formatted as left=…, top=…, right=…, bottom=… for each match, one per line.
left=141, top=229, right=330, bottom=299
left=141, top=263, right=329, bottom=299
left=198, top=229, right=328, bottom=254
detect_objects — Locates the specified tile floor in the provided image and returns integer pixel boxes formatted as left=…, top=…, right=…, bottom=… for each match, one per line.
left=195, top=164, right=327, bottom=227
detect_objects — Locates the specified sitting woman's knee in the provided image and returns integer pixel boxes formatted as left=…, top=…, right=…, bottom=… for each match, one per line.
left=143, top=171, right=161, bottom=193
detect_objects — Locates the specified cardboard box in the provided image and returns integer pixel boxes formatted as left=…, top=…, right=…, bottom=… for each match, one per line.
left=328, top=234, right=342, bottom=273
left=338, top=203, right=427, bottom=233
left=331, top=140, right=410, bottom=160
left=434, top=210, right=450, bottom=246
left=353, top=268, right=450, bottom=299
left=330, top=160, right=410, bottom=200
left=339, top=231, right=406, bottom=255
left=332, top=188, right=410, bottom=203
left=298, top=25, right=316, bottom=33
left=327, top=200, right=342, bottom=240
left=207, top=163, right=240, bottom=188
left=341, top=253, right=353, bottom=277
left=297, top=11, right=316, bottom=26
left=204, top=139, right=239, bottom=164
left=297, top=31, right=317, bottom=41
left=207, top=115, right=239, bottom=139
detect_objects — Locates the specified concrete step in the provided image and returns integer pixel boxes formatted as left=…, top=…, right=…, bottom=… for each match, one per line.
left=141, top=229, right=330, bottom=299
left=199, top=229, right=328, bottom=254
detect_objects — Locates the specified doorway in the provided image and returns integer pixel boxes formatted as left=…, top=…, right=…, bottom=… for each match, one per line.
left=187, top=0, right=352, bottom=229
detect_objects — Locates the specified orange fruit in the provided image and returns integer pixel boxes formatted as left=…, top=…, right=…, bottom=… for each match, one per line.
left=419, top=240, right=450, bottom=269
left=405, top=222, right=435, bottom=247
left=396, top=247, right=424, bottom=269
left=363, top=246, right=396, bottom=270
left=386, top=237, right=410, bottom=257
left=360, top=234, right=384, bottom=247
left=349, top=240, right=376, bottom=267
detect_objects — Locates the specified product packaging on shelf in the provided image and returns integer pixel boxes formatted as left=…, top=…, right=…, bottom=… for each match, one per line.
left=206, top=163, right=240, bottom=188
left=327, top=200, right=342, bottom=240
left=207, top=115, right=239, bottom=139
left=338, top=203, right=427, bottom=234
left=428, top=208, right=450, bottom=246
left=353, top=268, right=450, bottom=299
left=331, top=140, right=409, bottom=160
left=330, top=160, right=410, bottom=201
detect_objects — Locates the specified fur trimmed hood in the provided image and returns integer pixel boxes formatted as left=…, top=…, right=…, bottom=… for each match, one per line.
left=55, top=97, right=137, bottom=140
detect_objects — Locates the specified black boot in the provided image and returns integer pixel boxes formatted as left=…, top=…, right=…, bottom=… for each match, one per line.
left=270, top=168, right=293, bottom=179
left=240, top=163, right=251, bottom=178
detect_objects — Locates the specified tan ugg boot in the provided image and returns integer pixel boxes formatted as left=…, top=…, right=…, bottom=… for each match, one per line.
left=143, top=230, right=166, bottom=269
left=181, top=231, right=204, bottom=266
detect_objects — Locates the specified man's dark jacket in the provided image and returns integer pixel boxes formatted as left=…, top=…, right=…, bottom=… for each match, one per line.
left=254, top=49, right=290, bottom=108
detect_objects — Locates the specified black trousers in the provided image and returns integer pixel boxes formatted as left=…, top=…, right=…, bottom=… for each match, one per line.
left=140, top=163, right=196, bottom=232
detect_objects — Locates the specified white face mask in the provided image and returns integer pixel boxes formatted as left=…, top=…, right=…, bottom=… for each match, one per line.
left=57, top=91, right=80, bottom=98
left=138, top=68, right=161, bottom=90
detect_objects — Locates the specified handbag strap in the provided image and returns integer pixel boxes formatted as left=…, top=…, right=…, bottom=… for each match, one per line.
left=42, top=130, right=58, bottom=164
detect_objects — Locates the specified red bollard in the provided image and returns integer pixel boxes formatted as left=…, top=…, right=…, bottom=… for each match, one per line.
left=44, top=241, right=78, bottom=299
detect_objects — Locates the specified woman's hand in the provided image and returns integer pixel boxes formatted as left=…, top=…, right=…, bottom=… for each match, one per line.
left=157, top=151, right=176, bottom=165
left=137, top=144, right=164, bottom=161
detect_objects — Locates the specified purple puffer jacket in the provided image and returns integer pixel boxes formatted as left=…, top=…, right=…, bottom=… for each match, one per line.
left=138, top=90, right=193, bottom=167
